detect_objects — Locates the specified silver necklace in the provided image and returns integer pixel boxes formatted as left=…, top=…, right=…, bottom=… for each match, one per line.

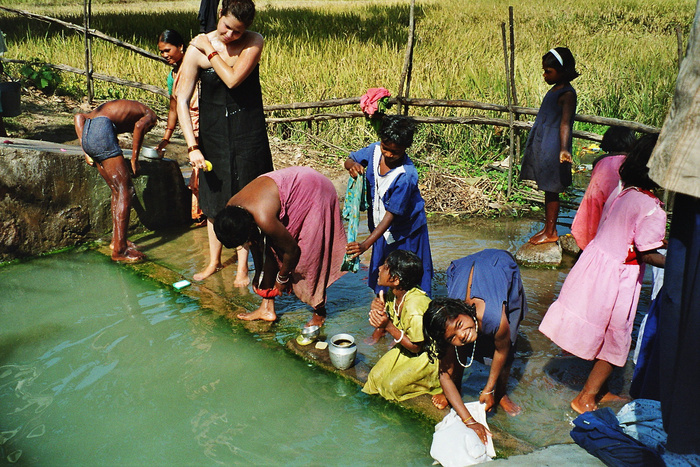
left=455, top=318, right=478, bottom=368
left=393, top=292, right=406, bottom=318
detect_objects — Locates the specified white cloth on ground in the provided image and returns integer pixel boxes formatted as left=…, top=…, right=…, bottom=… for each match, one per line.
left=430, top=402, right=495, bottom=466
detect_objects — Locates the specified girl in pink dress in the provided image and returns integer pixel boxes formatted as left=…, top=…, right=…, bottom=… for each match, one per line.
left=571, top=126, right=637, bottom=250
left=539, top=135, right=666, bottom=414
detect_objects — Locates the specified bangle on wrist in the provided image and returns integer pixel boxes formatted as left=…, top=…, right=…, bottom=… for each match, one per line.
left=276, top=272, right=289, bottom=284
left=393, top=329, right=404, bottom=344
left=187, top=145, right=199, bottom=153
left=207, top=51, right=219, bottom=61
left=480, top=389, right=495, bottom=395
left=462, top=415, right=474, bottom=424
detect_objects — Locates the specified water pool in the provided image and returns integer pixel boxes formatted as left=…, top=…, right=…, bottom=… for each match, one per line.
left=0, top=251, right=434, bottom=465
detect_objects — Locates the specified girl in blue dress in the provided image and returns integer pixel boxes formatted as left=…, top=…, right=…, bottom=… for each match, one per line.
left=344, top=115, right=433, bottom=297
left=520, top=47, right=579, bottom=245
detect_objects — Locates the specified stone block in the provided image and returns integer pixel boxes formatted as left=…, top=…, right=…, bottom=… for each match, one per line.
left=515, top=241, right=562, bottom=267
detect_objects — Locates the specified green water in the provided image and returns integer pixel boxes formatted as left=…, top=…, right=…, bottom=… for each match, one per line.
left=0, top=251, right=433, bottom=465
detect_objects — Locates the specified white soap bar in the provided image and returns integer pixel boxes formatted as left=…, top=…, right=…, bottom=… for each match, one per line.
left=173, top=280, right=191, bottom=289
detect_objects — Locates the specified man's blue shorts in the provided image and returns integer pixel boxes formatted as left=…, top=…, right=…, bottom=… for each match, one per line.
left=81, top=116, right=123, bottom=162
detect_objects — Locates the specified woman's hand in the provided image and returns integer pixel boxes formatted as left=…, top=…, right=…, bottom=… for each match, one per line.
left=155, top=138, right=169, bottom=156
left=479, top=391, right=496, bottom=413
left=368, top=291, right=389, bottom=328
left=188, top=149, right=207, bottom=170
left=346, top=161, right=364, bottom=179
left=559, top=150, right=572, bottom=163
left=190, top=34, right=213, bottom=55
left=466, top=421, right=491, bottom=445
left=346, top=241, right=367, bottom=260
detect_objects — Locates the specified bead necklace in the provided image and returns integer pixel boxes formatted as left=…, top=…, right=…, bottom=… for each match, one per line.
left=455, top=318, right=478, bottom=368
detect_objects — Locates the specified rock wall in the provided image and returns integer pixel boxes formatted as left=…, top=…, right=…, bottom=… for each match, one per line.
left=0, top=140, right=191, bottom=261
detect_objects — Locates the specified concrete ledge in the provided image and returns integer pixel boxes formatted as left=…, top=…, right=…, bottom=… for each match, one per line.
left=0, top=138, right=191, bottom=261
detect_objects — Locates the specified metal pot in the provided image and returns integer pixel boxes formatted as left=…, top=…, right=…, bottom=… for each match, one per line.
left=328, top=333, right=357, bottom=370
left=140, top=147, right=160, bottom=159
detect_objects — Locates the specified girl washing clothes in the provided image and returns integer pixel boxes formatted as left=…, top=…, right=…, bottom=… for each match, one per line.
left=539, top=134, right=667, bottom=414
left=344, top=115, right=433, bottom=297
left=520, top=47, right=579, bottom=245
left=362, top=250, right=439, bottom=402
left=423, top=298, right=492, bottom=445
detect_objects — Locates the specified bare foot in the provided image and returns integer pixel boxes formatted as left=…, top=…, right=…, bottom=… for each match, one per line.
left=529, top=230, right=559, bottom=245
left=499, top=395, right=522, bottom=416
left=305, top=312, right=326, bottom=328
left=110, top=240, right=138, bottom=250
left=571, top=393, right=598, bottom=414
left=112, top=247, right=145, bottom=263
left=597, top=392, right=630, bottom=404
left=237, top=307, right=277, bottom=322
left=432, top=393, right=449, bottom=410
left=365, top=327, right=386, bottom=345
left=193, top=263, right=223, bottom=281
left=233, top=266, right=250, bottom=288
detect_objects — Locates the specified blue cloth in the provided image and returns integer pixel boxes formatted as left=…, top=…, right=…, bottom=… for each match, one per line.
left=81, top=116, right=123, bottom=162
left=369, top=224, right=433, bottom=296
left=570, top=408, right=664, bottom=467
left=658, top=193, right=700, bottom=454
left=520, top=83, right=576, bottom=193
left=341, top=174, right=367, bottom=272
left=446, top=249, right=527, bottom=346
left=349, top=142, right=433, bottom=295
left=349, top=142, right=428, bottom=240
left=630, top=296, right=661, bottom=400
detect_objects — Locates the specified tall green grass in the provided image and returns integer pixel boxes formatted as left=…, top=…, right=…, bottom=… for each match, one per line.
left=0, top=0, right=694, bottom=172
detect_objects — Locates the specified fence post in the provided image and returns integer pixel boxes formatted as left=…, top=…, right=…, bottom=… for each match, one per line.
left=502, top=23, right=514, bottom=198
left=83, top=0, right=93, bottom=103
left=508, top=6, right=520, bottom=163
left=396, top=0, right=416, bottom=115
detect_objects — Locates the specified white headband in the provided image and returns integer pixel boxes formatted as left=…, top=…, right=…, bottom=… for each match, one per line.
left=549, top=48, right=564, bottom=67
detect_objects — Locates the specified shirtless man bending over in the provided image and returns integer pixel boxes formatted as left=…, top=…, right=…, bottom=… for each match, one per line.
left=74, top=99, right=157, bottom=262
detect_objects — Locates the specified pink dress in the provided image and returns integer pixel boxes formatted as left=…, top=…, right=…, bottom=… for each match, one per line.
left=540, top=187, right=666, bottom=366
left=263, top=167, right=347, bottom=308
left=571, top=155, right=626, bottom=250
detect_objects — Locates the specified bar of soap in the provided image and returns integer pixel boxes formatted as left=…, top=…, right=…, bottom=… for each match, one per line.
left=315, top=341, right=328, bottom=350
left=173, top=280, right=191, bottom=289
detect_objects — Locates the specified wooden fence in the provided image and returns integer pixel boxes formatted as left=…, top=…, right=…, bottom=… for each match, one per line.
left=1, top=2, right=672, bottom=197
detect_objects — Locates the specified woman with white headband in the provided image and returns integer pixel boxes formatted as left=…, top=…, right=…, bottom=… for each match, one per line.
left=520, top=47, right=580, bottom=245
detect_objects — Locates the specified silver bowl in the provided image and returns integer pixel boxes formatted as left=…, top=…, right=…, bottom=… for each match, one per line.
left=140, top=147, right=160, bottom=159
left=301, top=325, right=320, bottom=340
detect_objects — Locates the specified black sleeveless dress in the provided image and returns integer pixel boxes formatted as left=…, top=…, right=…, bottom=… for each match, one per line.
left=197, top=64, right=274, bottom=218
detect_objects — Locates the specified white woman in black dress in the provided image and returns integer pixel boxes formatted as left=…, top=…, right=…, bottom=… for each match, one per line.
left=176, top=0, right=273, bottom=285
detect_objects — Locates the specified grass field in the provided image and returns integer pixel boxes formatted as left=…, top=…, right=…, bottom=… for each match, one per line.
left=0, top=0, right=695, bottom=176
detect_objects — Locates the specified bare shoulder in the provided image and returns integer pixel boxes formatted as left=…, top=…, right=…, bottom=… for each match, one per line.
left=246, top=30, right=264, bottom=46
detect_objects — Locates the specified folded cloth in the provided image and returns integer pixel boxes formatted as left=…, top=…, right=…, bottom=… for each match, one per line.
left=430, top=403, right=495, bottom=466
left=360, top=87, right=391, bottom=116
left=341, top=174, right=367, bottom=272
